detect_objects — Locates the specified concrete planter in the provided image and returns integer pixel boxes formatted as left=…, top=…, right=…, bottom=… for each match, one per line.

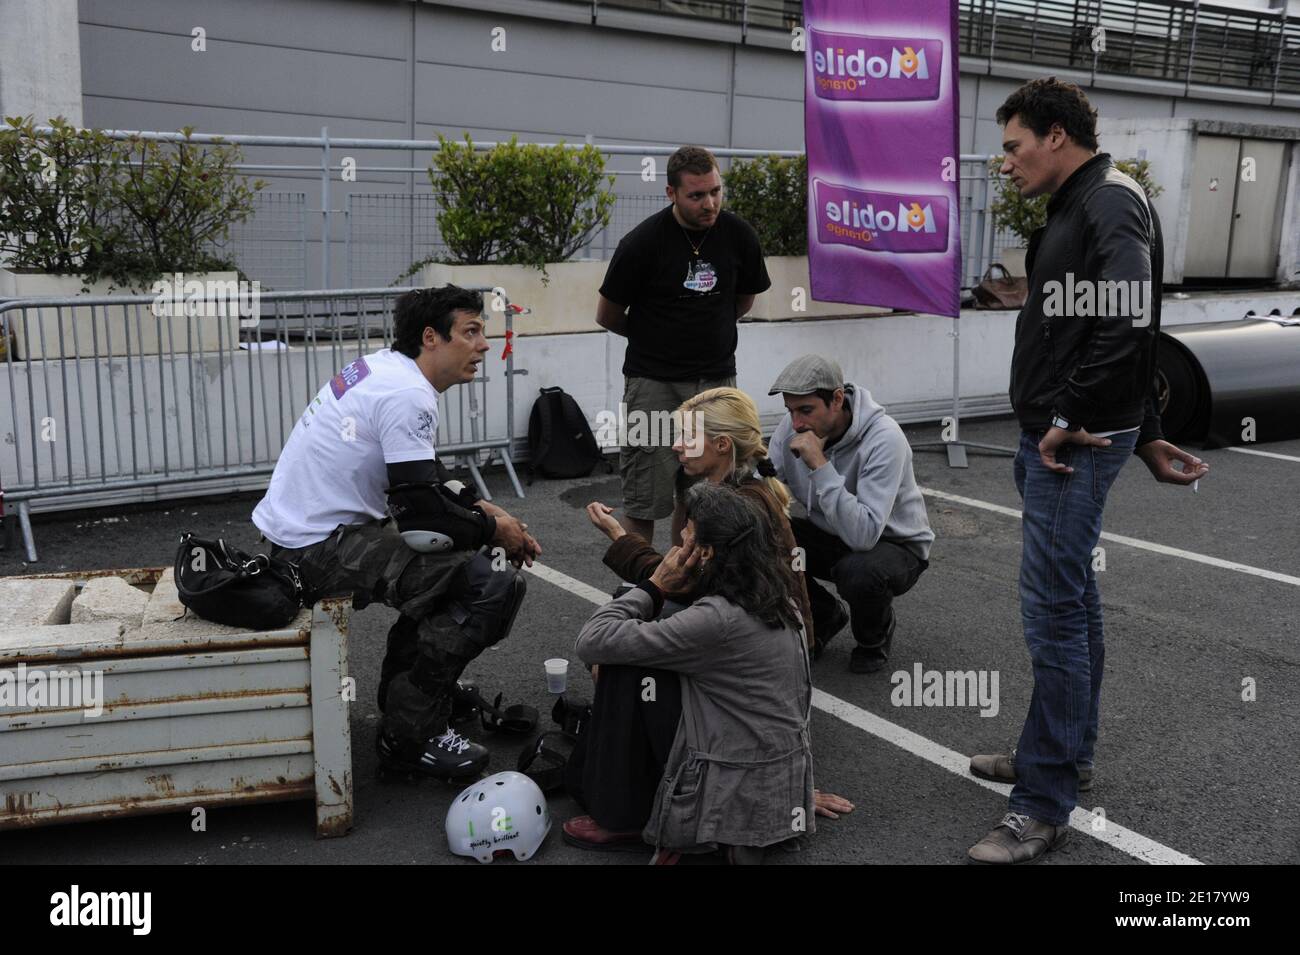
left=0, top=271, right=242, bottom=361
left=424, top=256, right=889, bottom=334
left=747, top=255, right=890, bottom=320
left=422, top=261, right=608, bottom=338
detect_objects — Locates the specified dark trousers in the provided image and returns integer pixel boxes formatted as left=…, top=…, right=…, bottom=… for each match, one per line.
left=790, top=516, right=927, bottom=659
left=565, top=663, right=684, bottom=831
left=269, top=519, right=484, bottom=745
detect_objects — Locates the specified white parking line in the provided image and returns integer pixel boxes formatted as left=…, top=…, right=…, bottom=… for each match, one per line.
left=523, top=561, right=1205, bottom=866
left=812, top=690, right=1203, bottom=866
left=1226, top=446, right=1300, bottom=464
left=522, top=560, right=613, bottom=607
left=920, top=487, right=1300, bottom=588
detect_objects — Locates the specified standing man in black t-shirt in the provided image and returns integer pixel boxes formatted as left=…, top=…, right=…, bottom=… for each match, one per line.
left=595, top=145, right=772, bottom=546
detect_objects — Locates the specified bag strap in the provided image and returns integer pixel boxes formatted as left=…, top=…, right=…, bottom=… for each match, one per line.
left=176, top=531, right=302, bottom=600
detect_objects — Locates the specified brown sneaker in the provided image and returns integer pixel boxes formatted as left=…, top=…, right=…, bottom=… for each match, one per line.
left=969, top=750, right=1093, bottom=792
left=967, top=812, right=1070, bottom=865
left=561, top=815, right=647, bottom=852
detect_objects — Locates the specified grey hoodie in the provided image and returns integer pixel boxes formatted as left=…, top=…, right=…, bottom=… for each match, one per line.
left=771, top=383, right=933, bottom=562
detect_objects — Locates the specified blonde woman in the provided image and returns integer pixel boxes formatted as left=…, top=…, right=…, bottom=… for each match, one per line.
left=586, top=386, right=815, bottom=649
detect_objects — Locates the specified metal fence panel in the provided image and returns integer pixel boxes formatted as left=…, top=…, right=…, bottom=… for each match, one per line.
left=0, top=288, right=523, bottom=562
left=345, top=194, right=444, bottom=289
left=209, top=192, right=309, bottom=292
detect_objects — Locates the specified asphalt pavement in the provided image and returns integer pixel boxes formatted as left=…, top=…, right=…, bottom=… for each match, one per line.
left=2, top=415, right=1297, bottom=865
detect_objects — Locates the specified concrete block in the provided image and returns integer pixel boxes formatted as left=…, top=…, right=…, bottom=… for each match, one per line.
left=0, top=621, right=126, bottom=660
left=139, top=567, right=312, bottom=644
left=70, top=576, right=149, bottom=630
left=134, top=605, right=312, bottom=650
left=0, top=579, right=77, bottom=629
left=141, top=567, right=188, bottom=625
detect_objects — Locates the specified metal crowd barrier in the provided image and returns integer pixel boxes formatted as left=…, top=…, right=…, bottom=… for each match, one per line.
left=0, top=287, right=525, bottom=563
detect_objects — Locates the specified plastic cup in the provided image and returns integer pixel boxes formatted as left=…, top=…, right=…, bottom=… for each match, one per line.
left=544, top=658, right=569, bottom=695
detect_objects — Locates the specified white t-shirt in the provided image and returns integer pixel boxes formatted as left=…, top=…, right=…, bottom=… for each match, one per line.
left=253, top=349, right=439, bottom=548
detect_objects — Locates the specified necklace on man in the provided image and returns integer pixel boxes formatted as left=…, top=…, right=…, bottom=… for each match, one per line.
left=681, top=223, right=713, bottom=257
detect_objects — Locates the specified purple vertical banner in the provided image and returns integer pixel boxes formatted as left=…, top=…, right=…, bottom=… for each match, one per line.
left=804, top=1, right=962, bottom=317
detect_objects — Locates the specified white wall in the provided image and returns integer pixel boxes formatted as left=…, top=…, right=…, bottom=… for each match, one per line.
left=6, top=292, right=1297, bottom=507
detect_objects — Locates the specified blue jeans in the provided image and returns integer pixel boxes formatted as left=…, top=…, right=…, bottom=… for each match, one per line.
left=1009, top=428, right=1139, bottom=825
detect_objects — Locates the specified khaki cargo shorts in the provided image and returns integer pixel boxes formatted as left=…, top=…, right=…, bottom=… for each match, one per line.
left=619, top=374, right=736, bottom=521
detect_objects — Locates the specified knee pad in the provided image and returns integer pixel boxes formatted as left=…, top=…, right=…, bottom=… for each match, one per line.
left=451, top=554, right=527, bottom=651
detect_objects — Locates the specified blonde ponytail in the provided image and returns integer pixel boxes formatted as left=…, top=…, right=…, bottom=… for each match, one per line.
left=676, top=387, right=792, bottom=513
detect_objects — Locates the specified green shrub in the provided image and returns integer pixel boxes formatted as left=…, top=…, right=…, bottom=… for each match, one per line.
left=0, top=116, right=122, bottom=276
left=722, top=154, right=807, bottom=256
left=107, top=129, right=264, bottom=288
left=406, top=134, right=615, bottom=284
left=0, top=115, right=264, bottom=290
left=988, top=155, right=1163, bottom=246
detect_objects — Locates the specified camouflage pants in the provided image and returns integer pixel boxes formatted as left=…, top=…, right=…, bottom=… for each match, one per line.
left=269, top=519, right=495, bottom=744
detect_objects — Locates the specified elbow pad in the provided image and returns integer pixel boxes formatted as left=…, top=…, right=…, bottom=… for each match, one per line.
left=386, top=482, right=496, bottom=553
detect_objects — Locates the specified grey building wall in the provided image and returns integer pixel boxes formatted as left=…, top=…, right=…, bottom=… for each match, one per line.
left=73, top=0, right=1300, bottom=287
left=0, top=0, right=83, bottom=125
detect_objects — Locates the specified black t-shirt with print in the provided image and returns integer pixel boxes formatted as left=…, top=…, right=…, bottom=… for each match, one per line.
left=599, top=206, right=771, bottom=381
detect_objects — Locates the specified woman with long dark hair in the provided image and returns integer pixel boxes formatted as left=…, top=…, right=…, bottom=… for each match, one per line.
left=586, top=386, right=816, bottom=647
left=565, top=483, right=831, bottom=863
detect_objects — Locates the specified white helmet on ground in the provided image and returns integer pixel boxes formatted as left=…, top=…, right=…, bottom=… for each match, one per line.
left=446, top=770, right=551, bottom=863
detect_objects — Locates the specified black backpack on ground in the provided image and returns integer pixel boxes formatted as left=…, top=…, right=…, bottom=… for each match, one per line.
left=526, top=386, right=612, bottom=484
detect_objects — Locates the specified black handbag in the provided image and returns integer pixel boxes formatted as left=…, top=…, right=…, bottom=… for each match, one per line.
left=174, top=532, right=304, bottom=630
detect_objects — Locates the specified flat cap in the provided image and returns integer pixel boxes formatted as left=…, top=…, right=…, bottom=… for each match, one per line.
left=768, top=354, right=845, bottom=396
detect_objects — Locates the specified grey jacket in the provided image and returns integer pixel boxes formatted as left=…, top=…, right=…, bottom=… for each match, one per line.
left=575, top=587, right=815, bottom=851
left=771, top=383, right=934, bottom=562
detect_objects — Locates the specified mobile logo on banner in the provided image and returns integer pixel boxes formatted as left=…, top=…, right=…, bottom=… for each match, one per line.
left=814, top=179, right=950, bottom=255
left=809, top=28, right=943, bottom=101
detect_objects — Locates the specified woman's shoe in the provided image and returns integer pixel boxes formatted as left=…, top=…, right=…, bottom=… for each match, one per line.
left=561, top=815, right=647, bottom=852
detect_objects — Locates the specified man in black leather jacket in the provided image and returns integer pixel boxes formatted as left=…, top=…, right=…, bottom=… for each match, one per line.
left=967, top=78, right=1210, bottom=865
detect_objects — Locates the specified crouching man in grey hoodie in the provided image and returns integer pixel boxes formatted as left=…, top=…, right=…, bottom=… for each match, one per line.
left=769, top=355, right=934, bottom=674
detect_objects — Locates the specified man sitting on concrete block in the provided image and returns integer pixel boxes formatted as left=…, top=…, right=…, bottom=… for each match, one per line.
left=769, top=355, right=933, bottom=674
left=253, top=285, right=539, bottom=781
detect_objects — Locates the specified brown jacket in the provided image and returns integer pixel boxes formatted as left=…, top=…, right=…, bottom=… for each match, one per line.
left=602, top=479, right=815, bottom=648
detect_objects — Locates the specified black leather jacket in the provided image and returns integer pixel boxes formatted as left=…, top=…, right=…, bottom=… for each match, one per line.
left=1010, top=153, right=1164, bottom=445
